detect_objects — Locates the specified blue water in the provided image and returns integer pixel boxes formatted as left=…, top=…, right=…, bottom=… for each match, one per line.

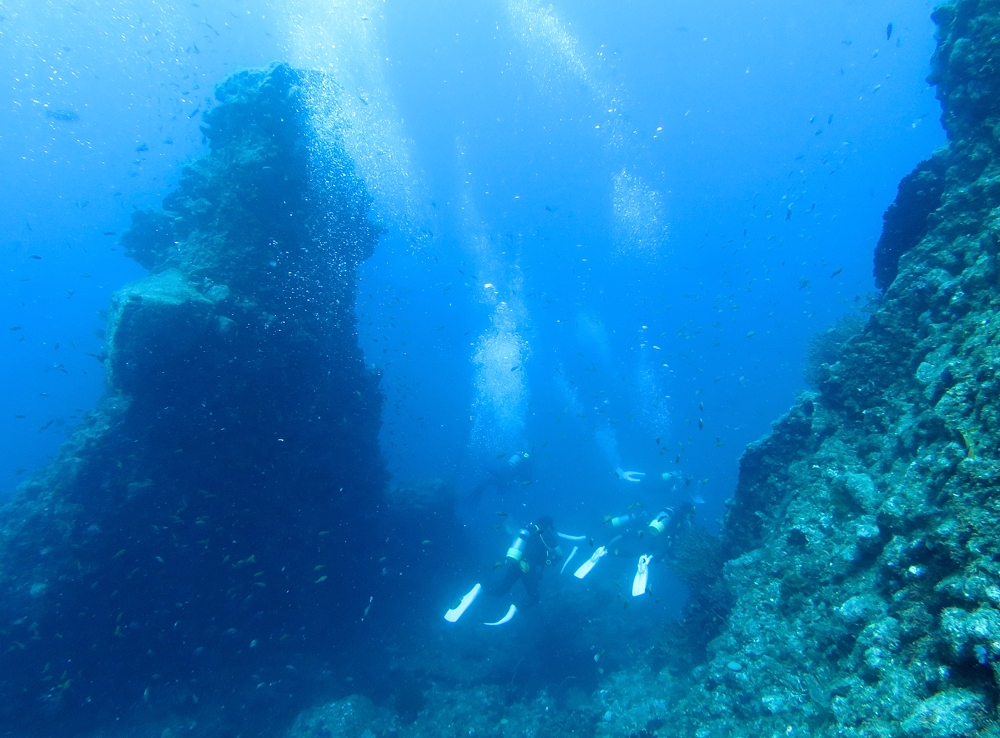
left=1, top=0, right=942, bottom=678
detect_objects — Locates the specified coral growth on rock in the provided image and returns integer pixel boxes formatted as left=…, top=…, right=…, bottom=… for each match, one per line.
left=0, top=63, right=385, bottom=734
left=650, top=1, right=1000, bottom=735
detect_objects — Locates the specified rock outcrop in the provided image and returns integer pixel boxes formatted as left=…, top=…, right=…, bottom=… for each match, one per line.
left=643, top=1, right=1000, bottom=735
left=0, top=63, right=385, bottom=734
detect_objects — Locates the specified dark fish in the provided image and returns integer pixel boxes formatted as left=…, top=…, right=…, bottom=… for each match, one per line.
left=830, top=267, right=844, bottom=278
left=135, top=143, right=148, bottom=152
left=29, top=254, right=41, bottom=259
left=886, top=22, right=893, bottom=41
left=46, top=108, right=79, bottom=122
left=103, top=231, right=116, bottom=236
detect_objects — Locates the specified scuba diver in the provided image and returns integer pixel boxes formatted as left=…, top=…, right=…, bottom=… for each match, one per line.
left=469, top=450, right=535, bottom=502
left=444, top=516, right=566, bottom=626
left=631, top=501, right=696, bottom=596
left=572, top=501, right=696, bottom=595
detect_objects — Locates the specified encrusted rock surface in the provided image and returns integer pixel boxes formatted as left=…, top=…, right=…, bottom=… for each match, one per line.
left=650, top=1, right=1000, bottom=735
left=0, top=63, right=385, bottom=735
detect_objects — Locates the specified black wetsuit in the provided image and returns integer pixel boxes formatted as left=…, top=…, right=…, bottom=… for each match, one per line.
left=488, top=527, right=559, bottom=608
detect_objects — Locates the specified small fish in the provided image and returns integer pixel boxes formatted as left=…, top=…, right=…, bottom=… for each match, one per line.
left=886, top=22, right=893, bottom=41
left=496, top=511, right=507, bottom=517
left=29, top=254, right=41, bottom=260
left=421, top=540, right=432, bottom=545
left=698, top=418, right=704, bottom=430
left=314, top=575, right=328, bottom=583
left=493, top=561, right=505, bottom=569
left=14, top=414, right=25, bottom=419
left=9, top=326, right=20, bottom=331
left=103, top=231, right=116, bottom=236
left=135, top=143, right=148, bottom=152
left=830, top=267, right=844, bottom=278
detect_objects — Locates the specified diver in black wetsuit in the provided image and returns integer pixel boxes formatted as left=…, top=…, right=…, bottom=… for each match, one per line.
left=629, top=501, right=697, bottom=596
left=488, top=515, right=562, bottom=608
left=443, top=516, right=562, bottom=625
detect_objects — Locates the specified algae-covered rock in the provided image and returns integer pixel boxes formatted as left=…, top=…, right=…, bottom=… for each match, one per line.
left=616, top=1, right=1000, bottom=736
left=902, top=689, right=988, bottom=738
left=0, top=63, right=385, bottom=735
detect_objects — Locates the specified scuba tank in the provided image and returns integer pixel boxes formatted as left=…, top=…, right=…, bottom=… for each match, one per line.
left=606, top=512, right=637, bottom=528
left=506, top=528, right=532, bottom=570
left=648, top=508, right=674, bottom=536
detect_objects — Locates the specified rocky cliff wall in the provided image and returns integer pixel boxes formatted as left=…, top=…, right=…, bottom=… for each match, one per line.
left=0, top=63, right=385, bottom=735
left=646, top=1, right=1000, bottom=735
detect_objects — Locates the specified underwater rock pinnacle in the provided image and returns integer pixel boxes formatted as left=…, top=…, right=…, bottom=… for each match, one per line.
left=0, top=63, right=385, bottom=733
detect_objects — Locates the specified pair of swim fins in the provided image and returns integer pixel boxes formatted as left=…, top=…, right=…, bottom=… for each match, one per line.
left=574, top=548, right=652, bottom=598
left=443, top=583, right=517, bottom=626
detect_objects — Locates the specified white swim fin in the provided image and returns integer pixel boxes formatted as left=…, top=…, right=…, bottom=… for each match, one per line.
left=632, top=555, right=652, bottom=597
left=574, top=546, right=607, bottom=579
left=560, top=545, right=579, bottom=574
left=444, top=583, right=481, bottom=622
left=483, top=604, right=517, bottom=626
